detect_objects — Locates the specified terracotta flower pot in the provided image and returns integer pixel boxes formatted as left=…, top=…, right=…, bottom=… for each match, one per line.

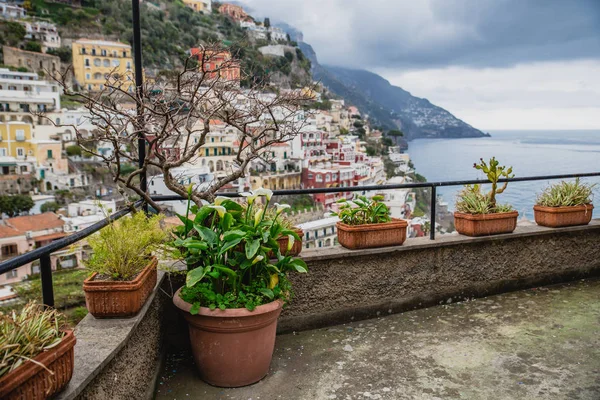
left=274, top=228, right=303, bottom=257
left=0, top=330, right=76, bottom=400
left=454, top=211, right=519, bottom=236
left=83, top=257, right=158, bottom=318
left=173, top=288, right=283, bottom=387
left=533, top=204, right=594, bottom=228
left=336, top=218, right=408, bottom=250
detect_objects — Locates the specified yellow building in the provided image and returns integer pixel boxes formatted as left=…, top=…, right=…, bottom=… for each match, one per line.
left=0, top=122, right=66, bottom=178
left=182, top=0, right=212, bottom=13
left=71, top=39, right=134, bottom=92
left=0, top=122, right=34, bottom=160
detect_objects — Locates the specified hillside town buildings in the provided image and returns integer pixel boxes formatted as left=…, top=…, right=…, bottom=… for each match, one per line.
left=181, top=0, right=211, bottom=14
left=71, top=39, right=134, bottom=92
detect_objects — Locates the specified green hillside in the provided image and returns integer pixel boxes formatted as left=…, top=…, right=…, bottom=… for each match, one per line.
left=21, top=0, right=311, bottom=87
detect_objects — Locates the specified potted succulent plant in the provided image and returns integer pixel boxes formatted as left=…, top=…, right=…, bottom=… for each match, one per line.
left=169, top=188, right=307, bottom=388
left=454, top=157, right=518, bottom=236
left=334, top=194, right=407, bottom=249
left=83, top=211, right=166, bottom=318
left=534, top=178, right=596, bottom=227
left=0, top=303, right=76, bottom=400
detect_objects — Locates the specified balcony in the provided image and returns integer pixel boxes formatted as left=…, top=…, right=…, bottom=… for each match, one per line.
left=0, top=177, right=599, bottom=399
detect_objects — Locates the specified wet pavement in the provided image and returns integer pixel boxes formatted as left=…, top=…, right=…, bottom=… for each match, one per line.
left=155, top=278, right=600, bottom=400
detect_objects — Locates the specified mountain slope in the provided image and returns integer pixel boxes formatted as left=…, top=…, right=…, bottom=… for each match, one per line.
left=299, top=42, right=489, bottom=140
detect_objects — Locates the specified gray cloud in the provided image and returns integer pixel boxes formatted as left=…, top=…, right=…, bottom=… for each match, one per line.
left=238, top=0, right=600, bottom=69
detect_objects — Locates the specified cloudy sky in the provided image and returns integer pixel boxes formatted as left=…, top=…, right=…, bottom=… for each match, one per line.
left=238, top=0, right=600, bottom=130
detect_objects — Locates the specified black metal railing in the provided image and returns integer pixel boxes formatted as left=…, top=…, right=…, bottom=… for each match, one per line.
left=1, top=171, right=599, bottom=308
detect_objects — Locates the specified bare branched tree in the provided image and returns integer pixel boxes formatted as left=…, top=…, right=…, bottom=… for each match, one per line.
left=47, top=44, right=315, bottom=211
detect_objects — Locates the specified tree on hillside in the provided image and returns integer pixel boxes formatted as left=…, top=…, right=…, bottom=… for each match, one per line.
left=24, top=41, right=42, bottom=53
left=66, top=145, right=83, bottom=157
left=264, top=18, right=271, bottom=28
left=51, top=44, right=315, bottom=211
left=47, top=46, right=72, bottom=63
left=0, top=195, right=35, bottom=217
left=41, top=202, right=61, bottom=213
left=0, top=22, right=26, bottom=47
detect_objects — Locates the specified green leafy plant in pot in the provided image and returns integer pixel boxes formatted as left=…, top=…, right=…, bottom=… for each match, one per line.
left=83, top=211, right=166, bottom=318
left=169, top=187, right=307, bottom=387
left=534, top=178, right=596, bottom=227
left=333, top=194, right=408, bottom=249
left=454, top=157, right=518, bottom=236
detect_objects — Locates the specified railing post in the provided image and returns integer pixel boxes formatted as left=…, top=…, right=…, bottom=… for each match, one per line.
left=40, top=254, right=54, bottom=307
left=132, top=0, right=147, bottom=213
left=430, top=185, right=436, bottom=240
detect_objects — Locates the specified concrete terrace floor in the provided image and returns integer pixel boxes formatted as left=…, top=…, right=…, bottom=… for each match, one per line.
left=155, top=279, right=600, bottom=400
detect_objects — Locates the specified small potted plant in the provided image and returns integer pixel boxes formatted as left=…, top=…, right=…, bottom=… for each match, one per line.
left=83, top=211, right=166, bottom=318
left=334, top=194, right=408, bottom=249
left=454, top=157, right=518, bottom=236
left=264, top=208, right=303, bottom=257
left=169, top=188, right=307, bottom=388
left=0, top=302, right=76, bottom=400
left=534, top=178, right=595, bottom=227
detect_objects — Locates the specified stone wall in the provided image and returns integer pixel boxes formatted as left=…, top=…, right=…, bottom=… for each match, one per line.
left=56, top=272, right=171, bottom=400
left=278, top=220, right=600, bottom=332
left=2, top=46, right=61, bottom=77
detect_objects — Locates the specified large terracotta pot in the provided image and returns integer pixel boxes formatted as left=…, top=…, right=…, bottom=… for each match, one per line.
left=173, top=287, right=283, bottom=387
left=275, top=228, right=303, bottom=257
left=83, top=257, right=157, bottom=318
left=533, top=204, right=594, bottom=228
left=0, top=330, right=76, bottom=400
left=454, top=211, right=519, bottom=236
left=336, top=218, right=408, bottom=250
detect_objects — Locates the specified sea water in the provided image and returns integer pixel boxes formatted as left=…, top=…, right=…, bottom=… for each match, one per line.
left=409, top=130, right=600, bottom=219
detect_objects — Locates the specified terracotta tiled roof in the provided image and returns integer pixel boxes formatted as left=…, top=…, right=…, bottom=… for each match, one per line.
left=0, top=225, right=20, bottom=239
left=34, top=232, right=67, bottom=242
left=1, top=213, right=64, bottom=238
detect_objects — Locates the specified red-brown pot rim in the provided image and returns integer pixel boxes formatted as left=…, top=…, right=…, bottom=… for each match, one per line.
left=0, top=330, right=76, bottom=398
left=533, top=204, right=594, bottom=213
left=83, top=256, right=157, bottom=291
left=277, top=228, right=304, bottom=241
left=173, top=287, right=283, bottom=318
left=336, top=218, right=408, bottom=231
left=454, top=211, right=519, bottom=221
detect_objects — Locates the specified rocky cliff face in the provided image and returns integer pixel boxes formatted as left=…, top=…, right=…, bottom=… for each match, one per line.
left=299, top=42, right=489, bottom=140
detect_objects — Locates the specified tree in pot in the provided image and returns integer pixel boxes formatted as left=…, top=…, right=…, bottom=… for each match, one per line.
left=169, top=188, right=307, bottom=387
left=333, top=194, right=408, bottom=249
left=83, top=212, right=166, bottom=318
left=534, top=178, right=596, bottom=227
left=454, top=157, right=518, bottom=236
left=0, top=302, right=76, bottom=400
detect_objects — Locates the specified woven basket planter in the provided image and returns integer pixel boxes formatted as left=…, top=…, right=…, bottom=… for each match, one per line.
left=83, top=257, right=158, bottom=318
left=336, top=218, right=408, bottom=250
left=454, top=211, right=519, bottom=237
left=534, top=204, right=594, bottom=228
left=275, top=228, right=303, bottom=257
left=0, top=330, right=76, bottom=400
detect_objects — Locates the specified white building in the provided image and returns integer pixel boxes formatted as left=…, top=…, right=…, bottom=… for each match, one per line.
left=62, top=214, right=106, bottom=233
left=269, top=27, right=287, bottom=41
left=0, top=2, right=26, bottom=19
left=21, top=20, right=61, bottom=50
left=297, top=216, right=339, bottom=249
left=149, top=167, right=214, bottom=214
left=67, top=199, right=117, bottom=217
left=0, top=68, right=61, bottom=115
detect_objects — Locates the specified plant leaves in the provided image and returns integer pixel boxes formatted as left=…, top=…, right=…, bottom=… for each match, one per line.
left=190, top=303, right=200, bottom=315
left=245, top=239, right=261, bottom=259
left=290, top=258, right=308, bottom=273
left=260, top=288, right=274, bottom=299
left=194, top=225, right=217, bottom=244
left=186, top=266, right=207, bottom=287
